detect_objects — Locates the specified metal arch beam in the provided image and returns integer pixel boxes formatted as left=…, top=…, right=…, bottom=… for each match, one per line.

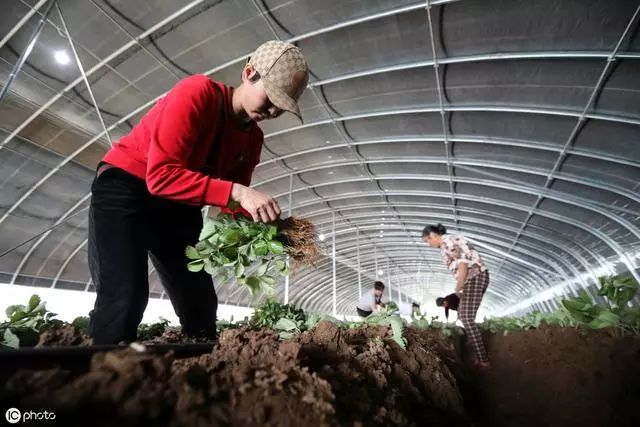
left=267, top=174, right=640, bottom=241
left=0, top=0, right=464, bottom=215
left=495, top=5, right=640, bottom=283
left=312, top=212, right=595, bottom=286
left=285, top=190, right=636, bottom=283
left=51, top=240, right=86, bottom=288
left=306, top=203, right=605, bottom=278
left=0, top=0, right=210, bottom=151
left=322, top=220, right=573, bottom=285
left=256, top=158, right=640, bottom=213
left=0, top=0, right=49, bottom=50
left=258, top=135, right=639, bottom=170
left=10, top=194, right=90, bottom=284
left=308, top=50, right=640, bottom=88
left=296, top=201, right=609, bottom=271
left=258, top=154, right=640, bottom=208
left=251, top=0, right=419, bottom=257
left=299, top=202, right=605, bottom=278
left=326, top=229, right=565, bottom=294
left=3, top=0, right=639, bottom=233
left=302, top=224, right=589, bottom=300
left=100, top=0, right=461, bottom=112
left=6, top=99, right=638, bottom=231
left=264, top=105, right=640, bottom=141
left=424, top=0, right=458, bottom=228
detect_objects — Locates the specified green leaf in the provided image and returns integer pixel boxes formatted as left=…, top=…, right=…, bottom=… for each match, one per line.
left=257, top=261, right=269, bottom=277
left=185, top=246, right=200, bottom=260
left=3, top=328, right=20, bottom=348
left=589, top=310, right=620, bottom=329
left=199, top=216, right=219, bottom=241
left=260, top=276, right=276, bottom=287
left=223, top=247, right=238, bottom=260
left=221, top=229, right=241, bottom=245
left=254, top=240, right=268, bottom=256
left=274, top=318, right=298, bottom=332
left=28, top=294, right=41, bottom=312
left=5, top=304, right=25, bottom=318
left=235, top=262, right=245, bottom=278
left=187, top=260, right=205, bottom=272
left=269, top=240, right=284, bottom=255
left=275, top=260, right=287, bottom=273
left=246, top=276, right=261, bottom=294
left=204, top=262, right=218, bottom=275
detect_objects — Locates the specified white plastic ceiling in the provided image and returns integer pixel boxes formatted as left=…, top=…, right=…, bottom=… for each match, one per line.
left=0, top=0, right=639, bottom=317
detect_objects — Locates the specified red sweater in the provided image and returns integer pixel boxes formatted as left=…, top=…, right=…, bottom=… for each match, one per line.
left=103, top=75, right=263, bottom=207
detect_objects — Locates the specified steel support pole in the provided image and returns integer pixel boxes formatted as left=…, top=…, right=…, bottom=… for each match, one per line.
left=0, top=0, right=56, bottom=103
left=332, top=211, right=337, bottom=317
left=284, top=173, right=293, bottom=304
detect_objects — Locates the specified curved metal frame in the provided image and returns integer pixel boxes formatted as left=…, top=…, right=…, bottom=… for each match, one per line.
left=284, top=189, right=639, bottom=283
left=312, top=213, right=594, bottom=284
left=495, top=3, right=640, bottom=279
left=2, top=0, right=638, bottom=316
left=265, top=173, right=640, bottom=241
left=298, top=201, right=608, bottom=270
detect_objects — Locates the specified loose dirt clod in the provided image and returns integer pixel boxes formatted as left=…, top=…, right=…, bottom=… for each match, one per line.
left=36, top=323, right=93, bottom=347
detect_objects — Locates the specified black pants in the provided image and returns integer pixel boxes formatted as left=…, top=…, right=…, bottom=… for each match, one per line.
left=357, top=308, right=372, bottom=318
left=88, top=164, right=217, bottom=344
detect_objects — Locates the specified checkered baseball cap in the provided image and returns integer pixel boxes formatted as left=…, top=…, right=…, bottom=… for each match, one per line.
left=248, top=40, right=309, bottom=121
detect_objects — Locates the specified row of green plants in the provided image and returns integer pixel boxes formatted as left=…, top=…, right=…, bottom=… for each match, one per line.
left=405, top=275, right=640, bottom=338
left=0, top=295, right=178, bottom=348
left=479, top=275, right=639, bottom=336
left=2, top=275, right=637, bottom=348
left=247, top=299, right=407, bottom=348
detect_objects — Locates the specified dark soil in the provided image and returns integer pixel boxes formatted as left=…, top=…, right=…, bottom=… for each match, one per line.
left=1, top=323, right=467, bottom=426
left=463, top=325, right=640, bottom=427
left=2, top=323, right=639, bottom=427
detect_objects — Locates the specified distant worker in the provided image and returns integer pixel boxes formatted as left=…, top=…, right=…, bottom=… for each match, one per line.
left=436, top=293, right=460, bottom=321
left=423, top=223, right=490, bottom=369
left=356, top=281, right=386, bottom=317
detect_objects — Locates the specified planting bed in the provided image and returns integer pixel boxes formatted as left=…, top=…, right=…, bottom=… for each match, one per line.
left=1, top=322, right=639, bottom=426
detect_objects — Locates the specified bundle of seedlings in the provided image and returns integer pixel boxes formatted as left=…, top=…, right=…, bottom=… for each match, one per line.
left=185, top=212, right=320, bottom=294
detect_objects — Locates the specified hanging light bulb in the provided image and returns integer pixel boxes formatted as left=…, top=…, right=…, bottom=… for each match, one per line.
left=319, top=233, right=326, bottom=241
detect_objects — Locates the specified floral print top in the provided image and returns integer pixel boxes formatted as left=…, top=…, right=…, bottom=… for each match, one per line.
left=439, top=234, right=487, bottom=280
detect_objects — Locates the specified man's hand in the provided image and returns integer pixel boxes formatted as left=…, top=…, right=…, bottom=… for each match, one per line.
left=231, top=183, right=281, bottom=223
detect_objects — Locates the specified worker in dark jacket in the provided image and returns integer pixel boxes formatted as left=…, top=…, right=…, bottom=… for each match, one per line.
left=88, top=41, right=309, bottom=344
left=436, top=293, right=460, bottom=321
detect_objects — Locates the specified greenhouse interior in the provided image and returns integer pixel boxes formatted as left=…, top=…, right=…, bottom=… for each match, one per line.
left=0, top=0, right=639, bottom=426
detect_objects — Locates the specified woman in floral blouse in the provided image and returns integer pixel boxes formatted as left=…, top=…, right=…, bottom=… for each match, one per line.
left=422, top=223, right=490, bottom=369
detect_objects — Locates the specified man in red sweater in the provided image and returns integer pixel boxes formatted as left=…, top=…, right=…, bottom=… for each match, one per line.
left=88, top=41, right=309, bottom=344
